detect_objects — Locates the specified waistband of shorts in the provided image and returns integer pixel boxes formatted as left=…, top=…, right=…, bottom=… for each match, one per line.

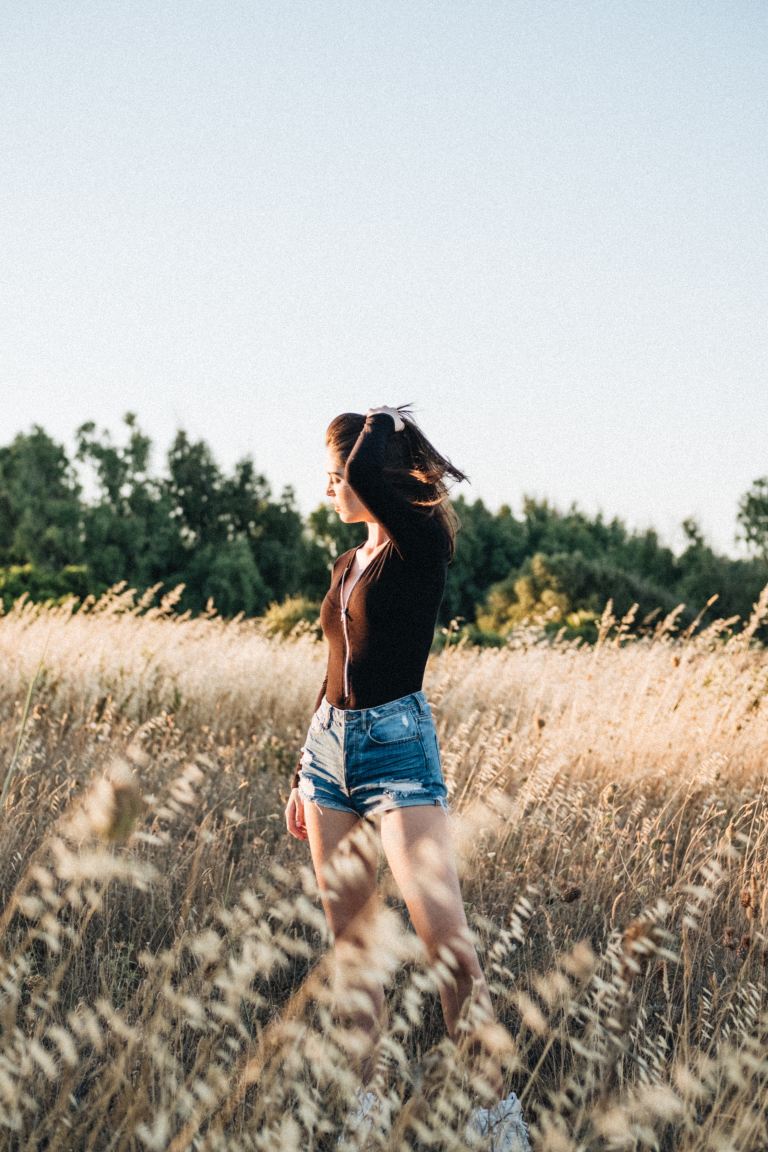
left=318, top=690, right=429, bottom=725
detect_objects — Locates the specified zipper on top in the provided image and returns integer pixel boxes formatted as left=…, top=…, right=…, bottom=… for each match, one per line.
left=339, top=561, right=352, bottom=701
left=338, top=540, right=389, bottom=704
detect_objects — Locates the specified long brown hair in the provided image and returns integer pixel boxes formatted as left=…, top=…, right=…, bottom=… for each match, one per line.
left=325, top=404, right=468, bottom=560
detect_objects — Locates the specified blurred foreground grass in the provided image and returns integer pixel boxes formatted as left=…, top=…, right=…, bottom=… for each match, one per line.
left=0, top=586, right=767, bottom=1150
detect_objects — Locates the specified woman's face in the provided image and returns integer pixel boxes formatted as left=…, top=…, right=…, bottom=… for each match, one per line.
left=325, top=447, right=370, bottom=522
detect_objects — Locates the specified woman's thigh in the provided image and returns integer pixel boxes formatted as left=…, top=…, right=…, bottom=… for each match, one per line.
left=303, top=802, right=380, bottom=942
left=377, top=804, right=473, bottom=960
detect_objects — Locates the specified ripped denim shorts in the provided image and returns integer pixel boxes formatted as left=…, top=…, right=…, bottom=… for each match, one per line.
left=297, top=690, right=450, bottom=821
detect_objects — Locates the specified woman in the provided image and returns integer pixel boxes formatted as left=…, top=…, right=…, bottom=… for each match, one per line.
left=284, top=405, right=528, bottom=1148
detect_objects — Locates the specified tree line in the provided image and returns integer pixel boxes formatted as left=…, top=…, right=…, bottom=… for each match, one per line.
left=2, top=413, right=767, bottom=645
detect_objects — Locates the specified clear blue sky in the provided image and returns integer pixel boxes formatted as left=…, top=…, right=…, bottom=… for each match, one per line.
left=3, top=2, right=767, bottom=559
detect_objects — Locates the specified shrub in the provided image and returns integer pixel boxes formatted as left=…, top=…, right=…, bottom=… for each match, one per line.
left=260, top=595, right=322, bottom=640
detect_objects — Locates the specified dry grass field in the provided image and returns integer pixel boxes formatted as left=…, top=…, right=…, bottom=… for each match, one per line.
left=1, top=584, right=767, bottom=1151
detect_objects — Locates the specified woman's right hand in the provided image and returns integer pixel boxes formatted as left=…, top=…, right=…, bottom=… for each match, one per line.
left=286, top=787, right=307, bottom=840
left=366, top=405, right=405, bottom=433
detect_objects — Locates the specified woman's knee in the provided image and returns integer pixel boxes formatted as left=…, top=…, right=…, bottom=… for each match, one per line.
left=427, top=924, right=482, bottom=977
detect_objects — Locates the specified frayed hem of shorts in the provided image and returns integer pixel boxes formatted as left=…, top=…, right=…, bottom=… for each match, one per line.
left=298, top=780, right=358, bottom=817
left=368, top=795, right=450, bottom=816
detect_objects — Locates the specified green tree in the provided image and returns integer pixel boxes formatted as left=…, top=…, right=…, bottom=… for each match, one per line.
left=677, top=516, right=768, bottom=627
left=476, top=552, right=571, bottom=635
left=191, top=538, right=268, bottom=618
left=0, top=426, right=83, bottom=568
left=443, top=496, right=527, bottom=625
left=162, top=435, right=308, bottom=614
left=251, top=486, right=307, bottom=603
left=75, top=413, right=185, bottom=593
left=3, top=415, right=766, bottom=641
left=165, top=429, right=227, bottom=547
left=477, top=549, right=682, bottom=638
left=520, top=496, right=629, bottom=560
left=737, top=477, right=768, bottom=562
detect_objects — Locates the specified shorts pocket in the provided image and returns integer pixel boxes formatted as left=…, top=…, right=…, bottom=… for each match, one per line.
left=367, top=709, right=420, bottom=745
left=309, top=708, right=328, bottom=734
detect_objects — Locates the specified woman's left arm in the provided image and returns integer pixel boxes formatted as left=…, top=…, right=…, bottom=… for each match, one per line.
left=344, top=410, right=446, bottom=563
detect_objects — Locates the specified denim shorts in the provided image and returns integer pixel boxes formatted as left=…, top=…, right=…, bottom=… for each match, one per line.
left=297, top=690, right=450, bottom=821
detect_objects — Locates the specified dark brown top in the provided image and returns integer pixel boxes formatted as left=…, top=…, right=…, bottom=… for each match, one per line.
left=290, top=411, right=450, bottom=788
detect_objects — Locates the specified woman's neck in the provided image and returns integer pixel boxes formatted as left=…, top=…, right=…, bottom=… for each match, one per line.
left=363, top=524, right=390, bottom=553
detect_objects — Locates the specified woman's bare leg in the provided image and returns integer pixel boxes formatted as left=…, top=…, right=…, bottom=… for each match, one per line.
left=303, top=801, right=387, bottom=1085
left=378, top=804, right=505, bottom=1099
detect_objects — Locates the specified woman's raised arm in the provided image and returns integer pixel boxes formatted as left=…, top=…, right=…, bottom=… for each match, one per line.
left=344, top=411, right=446, bottom=563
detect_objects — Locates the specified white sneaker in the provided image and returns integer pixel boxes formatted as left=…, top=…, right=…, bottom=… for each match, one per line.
left=465, top=1090, right=531, bottom=1151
